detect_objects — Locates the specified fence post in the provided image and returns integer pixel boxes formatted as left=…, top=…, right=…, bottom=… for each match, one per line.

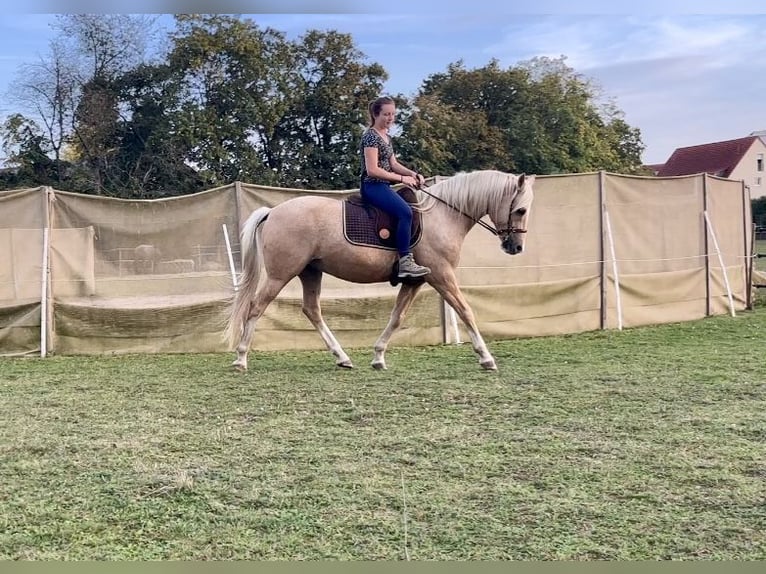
left=40, top=186, right=54, bottom=357
left=749, top=222, right=756, bottom=308
left=743, top=183, right=753, bottom=310
left=598, top=171, right=607, bottom=330
left=234, top=181, right=243, bottom=268
left=222, top=224, right=238, bottom=291
left=704, top=210, right=736, bottom=317
left=703, top=174, right=710, bottom=316
left=604, top=209, right=623, bottom=330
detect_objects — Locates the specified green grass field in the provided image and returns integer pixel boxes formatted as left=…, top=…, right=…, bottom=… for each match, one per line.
left=1, top=309, right=765, bottom=560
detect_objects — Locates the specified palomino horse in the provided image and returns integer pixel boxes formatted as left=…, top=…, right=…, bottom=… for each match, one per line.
left=224, top=170, right=535, bottom=371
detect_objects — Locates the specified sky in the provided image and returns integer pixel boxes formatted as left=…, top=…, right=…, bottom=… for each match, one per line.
left=1, top=2, right=764, bottom=166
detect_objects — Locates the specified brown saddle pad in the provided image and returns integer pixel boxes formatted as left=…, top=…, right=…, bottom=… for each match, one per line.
left=342, top=186, right=423, bottom=251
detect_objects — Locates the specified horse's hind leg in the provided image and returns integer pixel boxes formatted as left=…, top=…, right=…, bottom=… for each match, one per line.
left=299, top=266, right=353, bottom=368
left=372, top=282, right=424, bottom=370
left=233, top=277, right=289, bottom=371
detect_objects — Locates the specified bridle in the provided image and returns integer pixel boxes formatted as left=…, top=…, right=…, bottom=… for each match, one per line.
left=416, top=178, right=528, bottom=237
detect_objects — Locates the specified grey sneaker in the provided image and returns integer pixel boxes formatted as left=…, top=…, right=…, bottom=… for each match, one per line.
left=398, top=254, right=431, bottom=278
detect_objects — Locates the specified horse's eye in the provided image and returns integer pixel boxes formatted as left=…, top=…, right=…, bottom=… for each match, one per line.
left=515, top=208, right=527, bottom=216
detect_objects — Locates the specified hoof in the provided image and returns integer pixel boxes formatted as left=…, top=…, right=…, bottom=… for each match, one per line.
left=480, top=359, right=497, bottom=371
left=231, top=361, right=247, bottom=372
left=371, top=361, right=387, bottom=370
left=337, top=360, right=354, bottom=369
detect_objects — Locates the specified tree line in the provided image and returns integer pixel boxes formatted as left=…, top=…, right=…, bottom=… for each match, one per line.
left=0, top=14, right=648, bottom=198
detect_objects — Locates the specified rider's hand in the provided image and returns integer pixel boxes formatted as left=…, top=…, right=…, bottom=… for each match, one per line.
left=402, top=175, right=418, bottom=188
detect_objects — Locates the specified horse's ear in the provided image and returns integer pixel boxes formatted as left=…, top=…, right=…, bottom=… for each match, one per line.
left=518, top=173, right=526, bottom=187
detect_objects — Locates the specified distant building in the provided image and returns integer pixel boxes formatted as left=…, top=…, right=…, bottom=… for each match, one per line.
left=643, top=163, right=665, bottom=176
left=657, top=135, right=766, bottom=199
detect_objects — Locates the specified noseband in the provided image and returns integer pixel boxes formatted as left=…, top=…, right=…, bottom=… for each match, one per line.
left=496, top=192, right=527, bottom=236
left=497, top=225, right=527, bottom=236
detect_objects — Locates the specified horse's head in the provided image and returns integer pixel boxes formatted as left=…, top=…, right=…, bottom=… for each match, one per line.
left=495, top=173, right=535, bottom=255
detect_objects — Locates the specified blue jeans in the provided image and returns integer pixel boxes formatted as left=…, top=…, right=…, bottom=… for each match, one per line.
left=360, top=180, right=413, bottom=256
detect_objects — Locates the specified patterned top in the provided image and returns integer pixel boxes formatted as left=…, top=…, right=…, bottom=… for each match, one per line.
left=360, top=128, right=394, bottom=183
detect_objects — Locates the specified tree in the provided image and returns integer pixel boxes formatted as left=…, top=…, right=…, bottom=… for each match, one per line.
left=4, top=40, right=78, bottom=186
left=515, top=56, right=645, bottom=174
left=57, top=15, right=160, bottom=194
left=52, top=14, right=158, bottom=82
left=0, top=114, right=67, bottom=187
left=3, top=14, right=161, bottom=195
left=752, top=197, right=766, bottom=229
left=399, top=59, right=525, bottom=174
left=108, top=63, right=207, bottom=197
left=2, top=17, right=646, bottom=195
left=280, top=29, right=387, bottom=189
left=164, top=14, right=297, bottom=188
left=163, top=16, right=389, bottom=190
left=400, top=57, right=645, bottom=177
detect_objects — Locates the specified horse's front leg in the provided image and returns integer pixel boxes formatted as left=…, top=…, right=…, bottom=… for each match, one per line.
left=428, top=272, right=497, bottom=370
left=372, top=282, right=424, bottom=370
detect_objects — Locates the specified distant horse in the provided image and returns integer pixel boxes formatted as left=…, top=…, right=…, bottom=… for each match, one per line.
left=224, top=170, right=535, bottom=371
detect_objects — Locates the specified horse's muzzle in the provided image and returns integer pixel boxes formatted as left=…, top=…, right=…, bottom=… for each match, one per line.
left=502, top=238, right=524, bottom=255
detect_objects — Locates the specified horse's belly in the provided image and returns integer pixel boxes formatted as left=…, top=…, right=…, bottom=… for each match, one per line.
left=312, top=253, right=395, bottom=284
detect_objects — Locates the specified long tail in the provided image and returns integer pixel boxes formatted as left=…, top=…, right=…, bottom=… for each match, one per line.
left=223, top=206, right=271, bottom=349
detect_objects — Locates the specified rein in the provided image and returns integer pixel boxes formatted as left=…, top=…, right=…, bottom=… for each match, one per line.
left=416, top=181, right=527, bottom=237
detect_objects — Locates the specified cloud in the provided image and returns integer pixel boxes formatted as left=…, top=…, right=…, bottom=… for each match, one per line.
left=487, top=15, right=762, bottom=72
left=480, top=15, right=766, bottom=163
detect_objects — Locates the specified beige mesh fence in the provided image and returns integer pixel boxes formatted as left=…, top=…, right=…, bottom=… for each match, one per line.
left=0, top=173, right=753, bottom=357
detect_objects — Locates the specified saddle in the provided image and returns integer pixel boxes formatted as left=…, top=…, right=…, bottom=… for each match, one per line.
left=342, top=186, right=423, bottom=251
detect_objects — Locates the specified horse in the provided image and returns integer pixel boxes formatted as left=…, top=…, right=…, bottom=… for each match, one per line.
left=224, top=169, right=535, bottom=371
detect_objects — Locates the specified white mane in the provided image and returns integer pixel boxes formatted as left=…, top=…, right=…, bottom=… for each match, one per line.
left=416, top=170, right=533, bottom=218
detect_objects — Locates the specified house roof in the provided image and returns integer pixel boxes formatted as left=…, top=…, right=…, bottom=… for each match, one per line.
left=657, top=135, right=759, bottom=177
